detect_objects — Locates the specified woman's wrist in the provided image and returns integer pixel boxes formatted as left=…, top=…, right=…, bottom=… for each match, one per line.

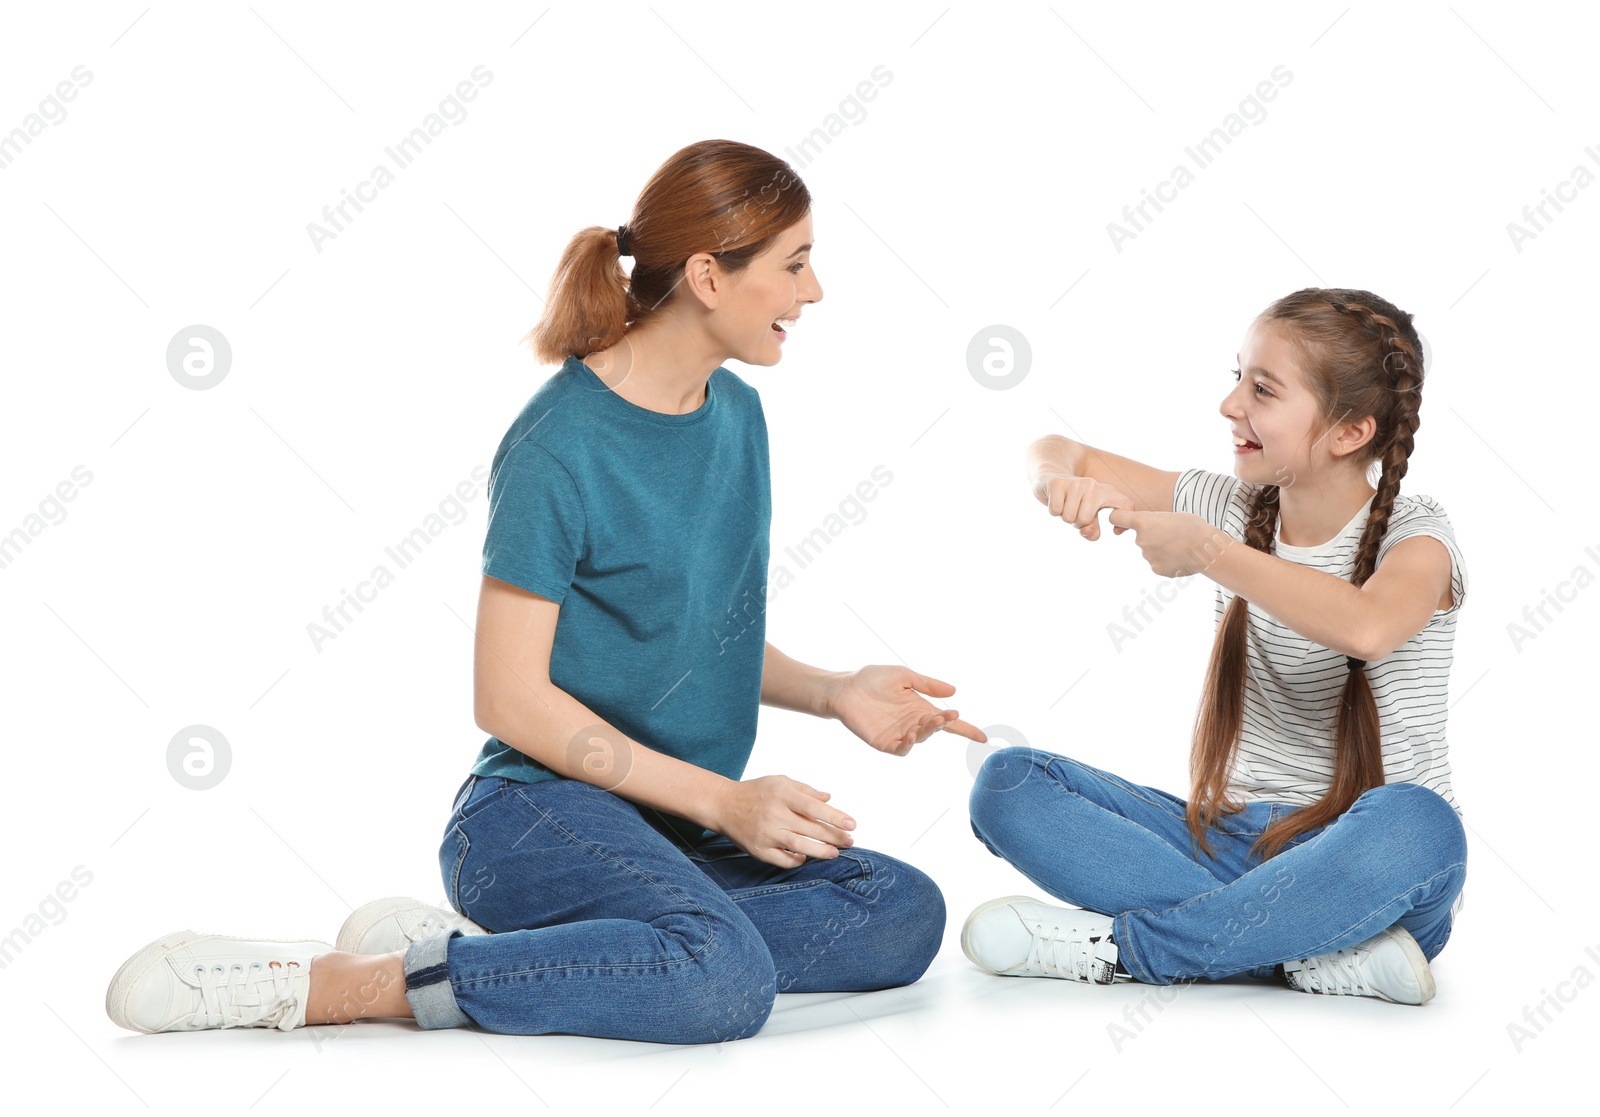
left=694, top=771, right=739, bottom=835
left=817, top=668, right=851, bottom=720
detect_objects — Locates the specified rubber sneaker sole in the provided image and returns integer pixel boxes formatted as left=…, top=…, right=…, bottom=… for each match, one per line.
left=1382, top=926, right=1437, bottom=1005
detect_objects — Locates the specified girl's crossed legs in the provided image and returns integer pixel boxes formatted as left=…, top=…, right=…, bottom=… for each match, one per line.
left=967, top=746, right=1466, bottom=986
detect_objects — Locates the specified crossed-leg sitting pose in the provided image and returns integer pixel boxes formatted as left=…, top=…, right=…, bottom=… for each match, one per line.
left=964, top=289, right=1467, bottom=1006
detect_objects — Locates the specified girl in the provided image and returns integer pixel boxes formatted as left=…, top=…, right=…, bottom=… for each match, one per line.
left=963, top=290, right=1468, bottom=1005
left=106, top=139, right=987, bottom=1042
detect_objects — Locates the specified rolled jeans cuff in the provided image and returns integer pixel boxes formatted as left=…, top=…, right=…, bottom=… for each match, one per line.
left=404, top=928, right=473, bottom=1029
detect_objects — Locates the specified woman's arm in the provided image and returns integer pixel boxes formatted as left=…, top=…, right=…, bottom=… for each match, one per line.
left=761, top=640, right=988, bottom=752
left=473, top=576, right=735, bottom=831
left=473, top=576, right=854, bottom=863
left=760, top=641, right=847, bottom=719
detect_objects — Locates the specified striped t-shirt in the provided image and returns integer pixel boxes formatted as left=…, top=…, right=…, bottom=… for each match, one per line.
left=1173, top=468, right=1469, bottom=817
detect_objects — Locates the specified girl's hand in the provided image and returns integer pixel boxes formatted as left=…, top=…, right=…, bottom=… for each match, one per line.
left=827, top=665, right=988, bottom=756
left=1033, top=470, right=1136, bottom=541
left=1106, top=508, right=1220, bottom=578
left=711, top=775, right=856, bottom=868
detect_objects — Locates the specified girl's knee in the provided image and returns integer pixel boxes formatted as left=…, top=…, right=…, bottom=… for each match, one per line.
left=1353, top=783, right=1463, bottom=837
left=1348, top=783, right=1467, bottom=870
left=969, top=746, right=1048, bottom=836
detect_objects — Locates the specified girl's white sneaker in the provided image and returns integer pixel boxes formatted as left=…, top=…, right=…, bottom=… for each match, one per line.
left=961, top=895, right=1129, bottom=984
left=335, top=896, right=487, bottom=955
left=1283, top=926, right=1436, bottom=1005
left=106, top=930, right=331, bottom=1033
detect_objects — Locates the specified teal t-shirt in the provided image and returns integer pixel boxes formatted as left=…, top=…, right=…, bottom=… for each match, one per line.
left=469, top=354, right=772, bottom=841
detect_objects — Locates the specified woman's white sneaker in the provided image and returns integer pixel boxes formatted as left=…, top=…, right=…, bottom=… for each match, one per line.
left=1283, top=926, right=1436, bottom=1005
left=106, top=930, right=331, bottom=1033
left=961, top=895, right=1130, bottom=983
left=335, top=896, right=487, bottom=955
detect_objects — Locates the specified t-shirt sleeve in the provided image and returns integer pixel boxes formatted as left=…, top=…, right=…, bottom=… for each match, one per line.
left=480, top=442, right=586, bottom=604
left=1173, top=467, right=1247, bottom=533
left=1377, top=498, right=1467, bottom=615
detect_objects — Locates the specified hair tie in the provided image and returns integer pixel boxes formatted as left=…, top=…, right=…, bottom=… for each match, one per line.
left=1346, top=656, right=1366, bottom=671
left=616, top=225, right=632, bottom=258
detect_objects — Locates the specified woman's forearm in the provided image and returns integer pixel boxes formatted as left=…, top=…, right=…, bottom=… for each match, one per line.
left=477, top=682, right=735, bottom=834
left=760, top=641, right=846, bottom=719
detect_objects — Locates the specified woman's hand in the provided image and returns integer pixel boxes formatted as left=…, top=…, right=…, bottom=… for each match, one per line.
left=826, top=665, right=988, bottom=756
left=1106, top=507, right=1222, bottom=578
left=710, top=775, right=856, bottom=868
left=1034, top=470, right=1136, bottom=541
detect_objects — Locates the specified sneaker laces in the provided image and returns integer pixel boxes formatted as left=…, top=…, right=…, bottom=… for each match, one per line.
left=1022, top=918, right=1116, bottom=983
left=1287, top=943, right=1376, bottom=997
left=188, top=958, right=305, bottom=1030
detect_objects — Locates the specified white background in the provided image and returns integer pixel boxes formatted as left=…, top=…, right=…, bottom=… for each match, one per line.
left=2, top=2, right=1594, bottom=1113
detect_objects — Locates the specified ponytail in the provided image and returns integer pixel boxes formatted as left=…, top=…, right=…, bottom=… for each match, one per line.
left=529, top=226, right=630, bottom=364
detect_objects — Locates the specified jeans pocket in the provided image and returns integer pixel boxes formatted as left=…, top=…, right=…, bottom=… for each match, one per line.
left=439, top=822, right=471, bottom=914
left=455, top=776, right=516, bottom=824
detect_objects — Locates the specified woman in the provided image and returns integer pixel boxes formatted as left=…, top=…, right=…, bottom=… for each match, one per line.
left=107, top=139, right=985, bottom=1042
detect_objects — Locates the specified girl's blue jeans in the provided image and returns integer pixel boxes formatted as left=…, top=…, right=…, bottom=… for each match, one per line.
left=967, top=747, right=1467, bottom=985
left=401, top=775, right=945, bottom=1042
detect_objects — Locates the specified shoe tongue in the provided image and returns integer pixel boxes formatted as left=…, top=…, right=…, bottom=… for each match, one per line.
left=1090, top=938, right=1119, bottom=985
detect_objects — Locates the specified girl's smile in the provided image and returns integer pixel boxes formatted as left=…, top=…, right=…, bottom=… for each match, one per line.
left=1221, top=319, right=1321, bottom=483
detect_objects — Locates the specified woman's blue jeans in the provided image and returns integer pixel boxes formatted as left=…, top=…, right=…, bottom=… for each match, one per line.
left=967, top=747, right=1467, bottom=985
left=401, top=775, right=945, bottom=1042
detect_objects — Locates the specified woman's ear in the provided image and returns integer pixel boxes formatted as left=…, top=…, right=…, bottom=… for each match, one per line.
left=680, top=251, right=727, bottom=311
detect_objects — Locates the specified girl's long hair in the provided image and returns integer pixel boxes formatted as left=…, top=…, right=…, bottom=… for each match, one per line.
left=528, top=139, right=811, bottom=364
left=1187, top=288, right=1426, bottom=861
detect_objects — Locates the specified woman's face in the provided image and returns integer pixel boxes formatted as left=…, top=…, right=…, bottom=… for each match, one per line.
left=1221, top=319, right=1336, bottom=490
left=713, top=212, right=823, bottom=366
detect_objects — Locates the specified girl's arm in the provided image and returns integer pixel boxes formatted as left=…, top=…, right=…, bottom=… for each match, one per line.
left=1195, top=529, right=1454, bottom=661
left=1027, top=434, right=1181, bottom=515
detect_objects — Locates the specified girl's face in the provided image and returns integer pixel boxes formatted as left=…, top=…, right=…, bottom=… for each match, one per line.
left=713, top=212, right=823, bottom=366
left=1221, top=319, right=1338, bottom=489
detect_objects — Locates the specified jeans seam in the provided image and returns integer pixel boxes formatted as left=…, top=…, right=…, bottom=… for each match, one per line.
left=444, top=823, right=470, bottom=913
left=729, top=878, right=834, bottom=901
left=1113, top=911, right=1159, bottom=985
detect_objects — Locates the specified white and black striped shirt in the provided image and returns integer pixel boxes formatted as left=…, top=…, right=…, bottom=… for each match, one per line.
left=1173, top=468, right=1468, bottom=818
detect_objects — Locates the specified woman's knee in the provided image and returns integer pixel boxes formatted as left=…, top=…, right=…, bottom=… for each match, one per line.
left=667, top=918, right=778, bottom=1043
left=849, top=852, right=946, bottom=987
